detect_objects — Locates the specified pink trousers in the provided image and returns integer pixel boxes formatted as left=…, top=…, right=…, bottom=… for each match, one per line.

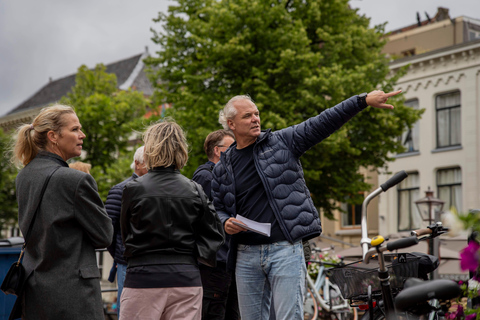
left=120, top=286, right=203, bottom=320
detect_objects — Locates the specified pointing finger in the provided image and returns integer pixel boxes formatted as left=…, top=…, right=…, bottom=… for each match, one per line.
left=385, top=90, right=402, bottom=98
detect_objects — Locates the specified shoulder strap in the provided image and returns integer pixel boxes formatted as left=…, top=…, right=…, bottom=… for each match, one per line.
left=22, top=166, right=61, bottom=248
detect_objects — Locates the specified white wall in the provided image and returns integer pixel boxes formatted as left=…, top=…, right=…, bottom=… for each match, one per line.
left=380, top=41, right=480, bottom=235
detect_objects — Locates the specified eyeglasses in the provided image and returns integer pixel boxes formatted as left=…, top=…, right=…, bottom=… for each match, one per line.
left=217, top=145, right=227, bottom=148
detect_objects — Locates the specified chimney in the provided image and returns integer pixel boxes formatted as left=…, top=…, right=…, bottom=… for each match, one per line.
left=435, top=7, right=450, bottom=22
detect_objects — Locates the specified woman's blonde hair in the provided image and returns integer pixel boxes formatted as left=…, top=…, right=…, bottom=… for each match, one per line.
left=12, top=104, right=75, bottom=166
left=69, top=161, right=91, bottom=174
left=143, top=118, right=188, bottom=170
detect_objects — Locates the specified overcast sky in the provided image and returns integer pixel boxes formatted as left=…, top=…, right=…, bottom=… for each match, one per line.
left=1, top=0, right=479, bottom=117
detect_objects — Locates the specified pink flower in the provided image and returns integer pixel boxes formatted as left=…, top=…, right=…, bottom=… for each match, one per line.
left=446, top=304, right=464, bottom=319
left=460, top=242, right=480, bottom=272
left=466, top=314, right=477, bottom=320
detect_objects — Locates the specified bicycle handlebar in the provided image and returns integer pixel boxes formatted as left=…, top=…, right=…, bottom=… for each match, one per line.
left=411, top=222, right=449, bottom=240
left=364, top=236, right=419, bottom=264
left=361, top=170, right=408, bottom=259
left=386, top=236, right=419, bottom=251
left=380, top=171, right=408, bottom=192
left=311, top=245, right=335, bottom=253
left=411, top=228, right=432, bottom=237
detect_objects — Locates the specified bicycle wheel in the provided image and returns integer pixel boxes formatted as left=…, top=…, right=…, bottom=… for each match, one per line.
left=343, top=306, right=358, bottom=320
left=304, top=287, right=319, bottom=320
left=328, top=287, right=358, bottom=320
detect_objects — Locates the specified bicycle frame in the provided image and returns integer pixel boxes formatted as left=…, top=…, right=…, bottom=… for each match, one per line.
left=305, top=246, right=357, bottom=320
left=307, top=266, right=351, bottom=313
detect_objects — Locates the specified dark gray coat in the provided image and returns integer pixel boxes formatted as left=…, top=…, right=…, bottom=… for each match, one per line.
left=16, top=151, right=113, bottom=320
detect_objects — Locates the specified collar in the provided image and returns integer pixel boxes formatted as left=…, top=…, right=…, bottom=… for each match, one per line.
left=257, top=129, right=271, bottom=143
left=37, top=151, right=69, bottom=167
left=150, top=166, right=177, bottom=173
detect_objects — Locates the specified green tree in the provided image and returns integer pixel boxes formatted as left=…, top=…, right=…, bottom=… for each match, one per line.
left=61, top=64, right=150, bottom=173
left=0, top=129, right=18, bottom=230
left=145, top=0, right=422, bottom=218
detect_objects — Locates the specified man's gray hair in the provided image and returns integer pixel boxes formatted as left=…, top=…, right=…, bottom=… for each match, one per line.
left=218, top=95, right=254, bottom=130
left=130, top=145, right=145, bottom=170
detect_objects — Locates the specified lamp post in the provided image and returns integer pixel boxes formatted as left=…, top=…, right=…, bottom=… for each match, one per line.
left=414, top=187, right=445, bottom=279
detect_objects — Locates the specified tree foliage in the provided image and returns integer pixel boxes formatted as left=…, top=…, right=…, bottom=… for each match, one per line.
left=0, top=129, right=18, bottom=231
left=145, top=0, right=422, bottom=218
left=61, top=64, right=150, bottom=172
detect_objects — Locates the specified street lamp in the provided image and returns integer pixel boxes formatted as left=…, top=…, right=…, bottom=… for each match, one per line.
left=415, top=187, right=445, bottom=225
left=414, top=187, right=445, bottom=279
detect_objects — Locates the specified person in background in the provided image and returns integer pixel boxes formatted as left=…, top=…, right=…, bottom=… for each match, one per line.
left=211, top=90, right=401, bottom=319
left=105, top=145, right=147, bottom=316
left=120, top=119, right=225, bottom=320
left=192, top=129, right=239, bottom=320
left=12, top=104, right=113, bottom=320
left=69, top=161, right=91, bottom=174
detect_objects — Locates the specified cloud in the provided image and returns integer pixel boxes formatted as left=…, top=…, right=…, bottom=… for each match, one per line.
left=1, top=0, right=479, bottom=117
left=0, top=0, right=170, bottom=116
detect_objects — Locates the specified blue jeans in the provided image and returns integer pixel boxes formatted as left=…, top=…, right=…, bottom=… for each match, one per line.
left=235, top=240, right=306, bottom=320
left=117, top=263, right=127, bottom=316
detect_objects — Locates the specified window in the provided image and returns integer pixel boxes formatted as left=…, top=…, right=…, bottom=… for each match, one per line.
left=436, top=92, right=461, bottom=148
left=398, top=99, right=420, bottom=153
left=468, top=26, right=480, bottom=40
left=437, top=168, right=462, bottom=212
left=469, top=30, right=480, bottom=40
left=341, top=196, right=362, bottom=227
left=398, top=172, right=421, bottom=231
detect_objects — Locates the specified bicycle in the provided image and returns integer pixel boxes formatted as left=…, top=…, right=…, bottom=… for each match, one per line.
left=304, top=245, right=358, bottom=320
left=327, top=171, right=461, bottom=320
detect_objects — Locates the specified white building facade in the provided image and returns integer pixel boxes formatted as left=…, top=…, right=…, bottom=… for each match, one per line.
left=379, top=39, right=480, bottom=235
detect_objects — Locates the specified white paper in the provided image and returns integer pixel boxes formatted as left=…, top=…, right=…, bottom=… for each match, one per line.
left=233, top=214, right=271, bottom=237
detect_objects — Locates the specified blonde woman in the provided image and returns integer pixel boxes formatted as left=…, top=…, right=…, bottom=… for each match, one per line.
left=12, top=104, right=113, bottom=319
left=120, top=119, right=224, bottom=320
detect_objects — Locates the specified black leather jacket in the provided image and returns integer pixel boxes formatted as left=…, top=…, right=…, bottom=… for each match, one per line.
left=120, top=166, right=225, bottom=268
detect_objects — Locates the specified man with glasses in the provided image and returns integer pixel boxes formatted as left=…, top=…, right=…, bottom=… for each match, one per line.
left=193, top=129, right=238, bottom=320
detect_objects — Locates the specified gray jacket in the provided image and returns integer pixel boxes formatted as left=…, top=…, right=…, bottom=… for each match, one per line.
left=16, top=151, right=113, bottom=320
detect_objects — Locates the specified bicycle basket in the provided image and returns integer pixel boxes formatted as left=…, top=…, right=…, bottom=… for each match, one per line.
left=327, top=253, right=421, bottom=300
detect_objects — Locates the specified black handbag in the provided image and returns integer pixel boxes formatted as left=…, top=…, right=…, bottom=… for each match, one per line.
left=1, top=251, right=27, bottom=296
left=1, top=167, right=60, bottom=297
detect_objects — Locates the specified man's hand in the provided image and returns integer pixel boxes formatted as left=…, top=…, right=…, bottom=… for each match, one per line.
left=366, top=90, right=402, bottom=109
left=225, top=217, right=248, bottom=235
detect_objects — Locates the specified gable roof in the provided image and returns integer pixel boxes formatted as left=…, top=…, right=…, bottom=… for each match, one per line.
left=6, top=51, right=153, bottom=116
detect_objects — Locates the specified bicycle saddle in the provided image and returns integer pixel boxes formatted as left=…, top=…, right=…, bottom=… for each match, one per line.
left=395, top=278, right=461, bottom=312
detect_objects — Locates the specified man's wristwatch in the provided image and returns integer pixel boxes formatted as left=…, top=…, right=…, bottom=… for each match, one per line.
left=358, top=92, right=368, bottom=108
